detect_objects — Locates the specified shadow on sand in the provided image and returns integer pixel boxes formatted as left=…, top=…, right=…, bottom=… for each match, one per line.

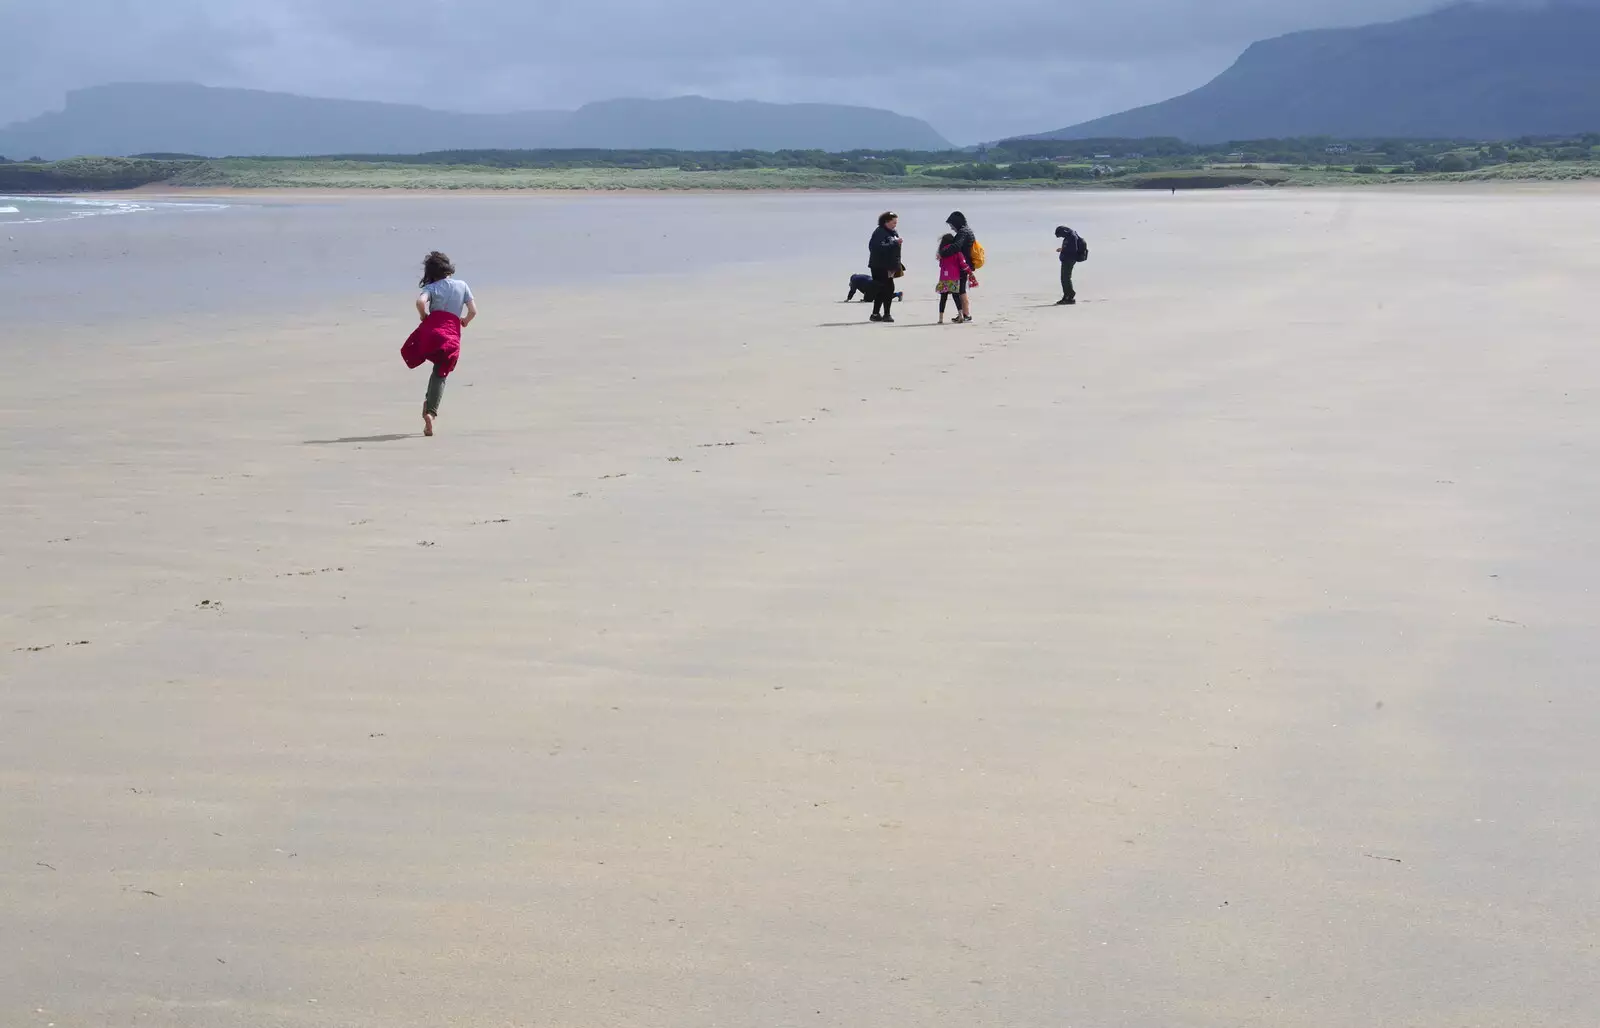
left=303, top=434, right=414, bottom=445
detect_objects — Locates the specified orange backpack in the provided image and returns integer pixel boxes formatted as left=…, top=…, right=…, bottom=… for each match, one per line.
left=969, top=240, right=986, bottom=269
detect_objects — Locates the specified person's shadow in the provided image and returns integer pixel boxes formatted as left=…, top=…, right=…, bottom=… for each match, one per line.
left=302, top=434, right=413, bottom=445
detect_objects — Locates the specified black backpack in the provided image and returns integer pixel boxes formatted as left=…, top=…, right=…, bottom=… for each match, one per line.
left=1075, top=233, right=1090, bottom=263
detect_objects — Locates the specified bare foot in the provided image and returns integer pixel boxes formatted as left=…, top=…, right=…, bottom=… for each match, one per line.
left=423, top=413, right=434, bottom=437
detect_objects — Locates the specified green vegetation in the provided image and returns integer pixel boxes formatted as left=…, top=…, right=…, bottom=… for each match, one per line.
left=168, top=159, right=893, bottom=191
left=922, top=161, right=1098, bottom=183
left=291, top=148, right=911, bottom=176
left=0, top=156, right=194, bottom=192
left=8, top=134, right=1600, bottom=193
left=1119, top=170, right=1291, bottom=189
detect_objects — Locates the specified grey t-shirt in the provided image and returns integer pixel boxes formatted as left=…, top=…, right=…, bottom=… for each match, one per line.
left=422, top=277, right=474, bottom=317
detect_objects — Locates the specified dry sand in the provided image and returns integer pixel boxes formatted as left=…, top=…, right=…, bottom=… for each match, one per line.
left=3, top=190, right=1598, bottom=1027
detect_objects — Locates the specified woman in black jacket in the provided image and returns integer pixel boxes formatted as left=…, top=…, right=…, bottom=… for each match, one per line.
left=867, top=211, right=903, bottom=323
left=937, top=211, right=976, bottom=323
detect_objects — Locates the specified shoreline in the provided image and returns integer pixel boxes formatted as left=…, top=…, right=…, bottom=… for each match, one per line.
left=10, top=147, right=1600, bottom=199
left=104, top=182, right=1090, bottom=199
left=83, top=177, right=1600, bottom=200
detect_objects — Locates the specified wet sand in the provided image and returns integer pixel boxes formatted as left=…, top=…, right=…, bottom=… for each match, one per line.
left=3, top=190, right=1598, bottom=1027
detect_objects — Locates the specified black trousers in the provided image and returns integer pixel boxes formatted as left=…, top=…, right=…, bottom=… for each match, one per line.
left=1060, top=260, right=1077, bottom=301
left=871, top=267, right=896, bottom=316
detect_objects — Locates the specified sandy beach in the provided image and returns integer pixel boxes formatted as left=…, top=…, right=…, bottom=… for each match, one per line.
left=3, top=189, right=1598, bottom=1027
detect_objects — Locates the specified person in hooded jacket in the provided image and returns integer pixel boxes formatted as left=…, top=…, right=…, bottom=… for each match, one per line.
left=937, top=211, right=976, bottom=323
left=867, top=211, right=904, bottom=322
left=1055, top=225, right=1083, bottom=305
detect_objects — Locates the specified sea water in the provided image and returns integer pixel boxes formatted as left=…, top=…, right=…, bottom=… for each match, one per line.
left=0, top=194, right=226, bottom=224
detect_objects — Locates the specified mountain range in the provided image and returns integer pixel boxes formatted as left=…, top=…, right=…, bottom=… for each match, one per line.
left=12, top=3, right=1600, bottom=160
left=1032, top=1, right=1600, bottom=143
left=0, top=83, right=952, bottom=160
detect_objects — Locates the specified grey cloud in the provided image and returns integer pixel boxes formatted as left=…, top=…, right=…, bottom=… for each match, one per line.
left=1, top=0, right=1444, bottom=142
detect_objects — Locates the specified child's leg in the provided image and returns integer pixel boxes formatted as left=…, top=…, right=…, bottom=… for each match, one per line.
left=423, top=367, right=445, bottom=435
left=938, top=293, right=949, bottom=320
left=424, top=367, right=446, bottom=415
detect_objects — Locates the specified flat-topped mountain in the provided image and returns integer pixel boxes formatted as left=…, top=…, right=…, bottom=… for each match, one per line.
left=0, top=83, right=951, bottom=159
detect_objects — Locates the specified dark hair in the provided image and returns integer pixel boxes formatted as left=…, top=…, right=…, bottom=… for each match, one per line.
left=420, top=251, right=455, bottom=287
left=939, top=232, right=955, bottom=249
left=946, top=210, right=968, bottom=230
left=878, top=211, right=898, bottom=227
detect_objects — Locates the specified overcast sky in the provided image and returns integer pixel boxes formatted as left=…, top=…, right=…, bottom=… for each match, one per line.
left=2, top=0, right=1446, bottom=142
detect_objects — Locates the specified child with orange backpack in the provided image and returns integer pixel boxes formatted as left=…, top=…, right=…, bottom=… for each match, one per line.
left=936, top=235, right=978, bottom=324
